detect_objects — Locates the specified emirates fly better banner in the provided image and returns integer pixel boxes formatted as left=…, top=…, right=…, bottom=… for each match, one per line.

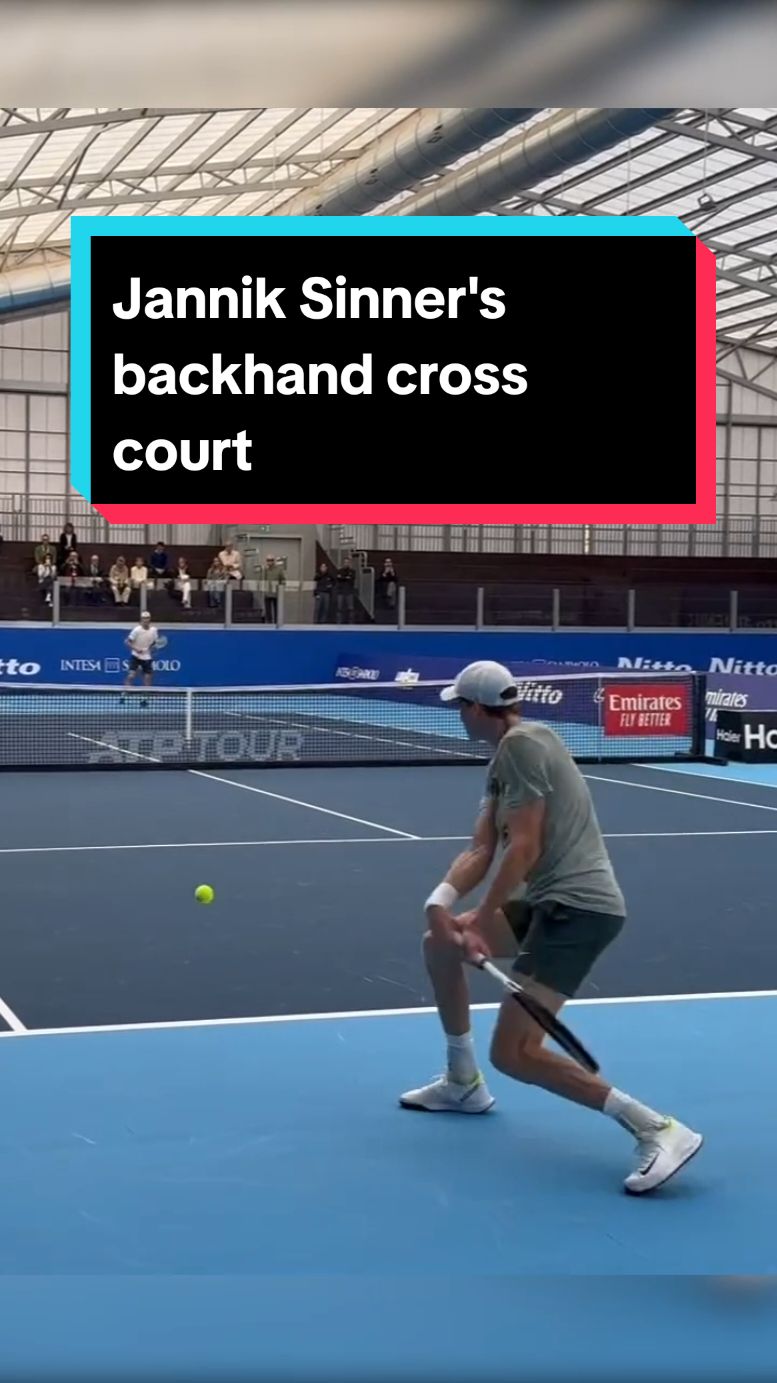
left=69, top=216, right=715, bottom=526
left=603, top=682, right=691, bottom=737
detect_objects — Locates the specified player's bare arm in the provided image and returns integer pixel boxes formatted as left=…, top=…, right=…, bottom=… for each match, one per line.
left=476, top=800, right=544, bottom=926
left=425, top=801, right=497, bottom=947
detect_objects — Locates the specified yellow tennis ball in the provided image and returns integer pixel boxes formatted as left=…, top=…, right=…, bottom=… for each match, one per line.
left=195, top=884, right=214, bottom=905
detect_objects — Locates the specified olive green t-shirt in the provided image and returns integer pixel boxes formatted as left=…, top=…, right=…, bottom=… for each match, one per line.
left=485, top=722, right=625, bottom=917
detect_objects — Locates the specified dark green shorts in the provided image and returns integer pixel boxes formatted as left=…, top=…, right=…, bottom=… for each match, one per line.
left=502, top=898, right=625, bottom=999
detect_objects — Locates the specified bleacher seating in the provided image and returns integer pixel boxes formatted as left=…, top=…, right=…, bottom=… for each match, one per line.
left=364, top=551, right=777, bottom=628
left=0, top=541, right=258, bottom=623
left=2, top=535, right=775, bottom=628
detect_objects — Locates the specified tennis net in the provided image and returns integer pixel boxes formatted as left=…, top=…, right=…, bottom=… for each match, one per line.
left=0, top=672, right=706, bottom=770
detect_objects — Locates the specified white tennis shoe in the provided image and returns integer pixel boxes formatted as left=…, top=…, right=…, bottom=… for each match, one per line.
left=399, top=1072, right=495, bottom=1114
left=624, top=1118, right=703, bottom=1194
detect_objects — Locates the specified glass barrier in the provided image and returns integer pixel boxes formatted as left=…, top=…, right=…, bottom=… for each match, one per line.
left=405, top=583, right=478, bottom=626
left=735, top=588, right=777, bottom=630
left=482, top=584, right=554, bottom=627
left=634, top=585, right=731, bottom=628
left=557, top=585, right=629, bottom=628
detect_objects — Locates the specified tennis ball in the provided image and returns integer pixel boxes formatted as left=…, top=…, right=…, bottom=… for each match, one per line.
left=195, top=884, right=215, bottom=905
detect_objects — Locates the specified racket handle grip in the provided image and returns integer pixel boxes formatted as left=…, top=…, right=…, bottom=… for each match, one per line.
left=471, top=954, right=500, bottom=980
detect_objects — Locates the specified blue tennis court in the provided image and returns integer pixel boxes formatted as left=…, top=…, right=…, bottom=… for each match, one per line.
left=1, top=756, right=776, bottom=1374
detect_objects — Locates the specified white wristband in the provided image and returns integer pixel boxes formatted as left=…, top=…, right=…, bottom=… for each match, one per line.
left=425, top=882, right=459, bottom=911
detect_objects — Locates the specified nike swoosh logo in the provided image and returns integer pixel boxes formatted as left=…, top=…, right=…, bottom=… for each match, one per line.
left=638, top=1153, right=660, bottom=1176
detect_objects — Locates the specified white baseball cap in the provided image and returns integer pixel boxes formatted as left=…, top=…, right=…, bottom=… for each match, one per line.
left=440, top=660, right=520, bottom=707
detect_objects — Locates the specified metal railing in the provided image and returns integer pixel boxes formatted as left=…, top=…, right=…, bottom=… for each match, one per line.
left=1, top=495, right=149, bottom=546
left=14, top=577, right=777, bottom=633
left=398, top=583, right=777, bottom=632
left=319, top=518, right=777, bottom=560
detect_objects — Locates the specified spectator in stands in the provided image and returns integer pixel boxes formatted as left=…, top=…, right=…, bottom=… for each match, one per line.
left=61, top=549, right=82, bottom=606
left=175, top=556, right=192, bottom=610
left=34, top=533, right=55, bottom=568
left=130, top=555, right=148, bottom=598
left=336, top=557, right=356, bottom=623
left=109, top=556, right=131, bottom=604
left=376, top=557, right=398, bottom=612
left=205, top=558, right=226, bottom=608
left=263, top=554, right=285, bottom=623
left=218, top=541, right=242, bottom=581
left=149, top=543, right=169, bottom=580
left=57, top=522, right=78, bottom=571
left=36, top=552, right=55, bottom=606
left=314, top=563, right=334, bottom=623
left=86, top=553, right=104, bottom=604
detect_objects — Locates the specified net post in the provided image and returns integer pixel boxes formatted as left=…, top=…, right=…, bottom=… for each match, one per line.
left=627, top=588, right=636, bottom=632
left=52, top=577, right=60, bottom=625
left=551, top=588, right=560, bottom=631
left=729, top=589, right=738, bottom=631
left=693, top=672, right=706, bottom=759
left=476, top=587, right=484, bottom=629
left=185, top=687, right=193, bottom=744
left=225, top=581, right=233, bottom=629
left=398, top=585, right=406, bottom=629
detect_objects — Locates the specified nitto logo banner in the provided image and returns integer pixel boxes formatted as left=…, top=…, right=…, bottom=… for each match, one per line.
left=604, top=682, right=691, bottom=736
left=69, top=215, right=715, bottom=526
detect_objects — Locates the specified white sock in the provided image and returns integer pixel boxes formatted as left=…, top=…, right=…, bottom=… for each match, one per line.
left=446, top=1031, right=478, bottom=1085
left=604, top=1088, right=668, bottom=1136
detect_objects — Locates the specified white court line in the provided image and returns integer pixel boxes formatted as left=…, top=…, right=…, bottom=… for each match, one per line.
left=0, top=995, right=26, bottom=1034
left=188, top=769, right=420, bottom=839
left=584, top=772, right=777, bottom=815
left=68, top=732, right=161, bottom=764
left=0, top=988, right=775, bottom=1039
left=606, top=828, right=777, bottom=838
left=6, top=828, right=777, bottom=857
left=0, top=835, right=470, bottom=856
left=640, top=762, right=777, bottom=790
left=67, top=732, right=419, bottom=838
left=222, top=708, right=479, bottom=760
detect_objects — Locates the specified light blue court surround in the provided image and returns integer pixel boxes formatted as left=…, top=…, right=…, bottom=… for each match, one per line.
left=0, top=1274, right=774, bottom=1380
left=0, top=995, right=773, bottom=1277
left=69, top=212, right=689, bottom=501
left=649, top=760, right=777, bottom=791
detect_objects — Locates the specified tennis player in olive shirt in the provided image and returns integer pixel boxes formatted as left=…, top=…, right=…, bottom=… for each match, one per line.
left=400, top=660, right=702, bottom=1195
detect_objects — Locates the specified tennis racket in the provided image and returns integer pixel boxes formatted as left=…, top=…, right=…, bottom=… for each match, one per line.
left=473, top=955, right=599, bottom=1073
left=154, top=635, right=168, bottom=650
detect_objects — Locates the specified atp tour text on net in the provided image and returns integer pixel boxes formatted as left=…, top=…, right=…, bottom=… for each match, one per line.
left=86, top=728, right=304, bottom=764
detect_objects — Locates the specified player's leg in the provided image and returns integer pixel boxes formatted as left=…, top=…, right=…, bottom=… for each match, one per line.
left=140, top=661, right=153, bottom=706
left=399, top=906, right=522, bottom=1115
left=489, top=903, right=703, bottom=1193
left=489, top=975, right=610, bottom=1106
